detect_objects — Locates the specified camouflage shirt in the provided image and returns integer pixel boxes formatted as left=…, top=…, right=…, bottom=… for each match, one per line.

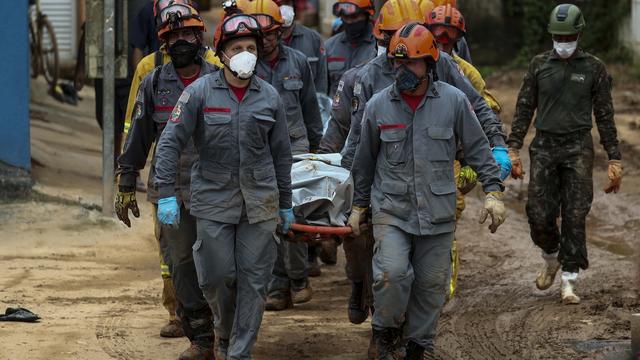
left=509, top=49, right=621, bottom=160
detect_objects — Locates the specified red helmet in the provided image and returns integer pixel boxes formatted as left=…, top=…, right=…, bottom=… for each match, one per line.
left=388, top=22, right=440, bottom=63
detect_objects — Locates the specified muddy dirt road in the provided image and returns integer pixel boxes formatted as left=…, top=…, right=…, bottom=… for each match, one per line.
left=0, top=72, right=638, bottom=360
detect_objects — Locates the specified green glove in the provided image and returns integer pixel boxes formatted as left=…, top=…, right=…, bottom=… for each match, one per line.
left=457, top=166, right=478, bottom=195
left=115, top=187, right=140, bottom=227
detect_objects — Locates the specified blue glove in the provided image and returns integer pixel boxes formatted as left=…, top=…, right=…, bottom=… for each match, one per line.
left=157, top=196, right=180, bottom=227
left=492, top=147, right=512, bottom=181
left=278, top=208, right=295, bottom=234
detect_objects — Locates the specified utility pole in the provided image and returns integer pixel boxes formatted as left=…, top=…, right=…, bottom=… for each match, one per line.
left=102, top=0, right=115, bottom=216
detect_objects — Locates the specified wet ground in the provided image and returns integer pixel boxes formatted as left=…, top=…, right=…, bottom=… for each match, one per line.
left=0, top=69, right=639, bottom=359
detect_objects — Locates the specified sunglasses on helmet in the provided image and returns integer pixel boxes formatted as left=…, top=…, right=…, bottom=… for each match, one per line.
left=332, top=2, right=365, bottom=16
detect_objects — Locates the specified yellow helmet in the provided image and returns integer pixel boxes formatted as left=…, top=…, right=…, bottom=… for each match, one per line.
left=418, top=0, right=435, bottom=22
left=432, top=0, right=456, bottom=7
left=236, top=0, right=284, bottom=32
left=375, top=0, right=424, bottom=40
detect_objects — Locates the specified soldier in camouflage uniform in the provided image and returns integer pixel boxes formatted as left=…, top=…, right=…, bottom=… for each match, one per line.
left=508, top=4, right=622, bottom=305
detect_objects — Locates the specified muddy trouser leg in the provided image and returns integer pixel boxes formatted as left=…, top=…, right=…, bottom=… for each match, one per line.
left=403, top=232, right=453, bottom=352
left=285, top=241, right=308, bottom=282
left=193, top=216, right=277, bottom=360
left=153, top=206, right=177, bottom=321
left=343, top=227, right=375, bottom=306
left=526, top=135, right=562, bottom=257
left=159, top=205, right=214, bottom=346
left=371, top=225, right=414, bottom=330
left=558, top=132, right=594, bottom=273
left=267, top=240, right=290, bottom=296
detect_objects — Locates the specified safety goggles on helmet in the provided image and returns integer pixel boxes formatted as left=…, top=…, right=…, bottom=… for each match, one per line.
left=252, top=14, right=280, bottom=31
left=429, top=24, right=459, bottom=41
left=221, top=14, right=262, bottom=35
left=333, top=2, right=365, bottom=16
left=157, top=4, right=200, bottom=29
left=154, top=0, right=191, bottom=20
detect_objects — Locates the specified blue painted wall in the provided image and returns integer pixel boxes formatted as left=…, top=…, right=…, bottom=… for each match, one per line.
left=0, top=1, right=30, bottom=170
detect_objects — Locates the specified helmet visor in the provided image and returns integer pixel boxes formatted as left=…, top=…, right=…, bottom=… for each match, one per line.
left=332, top=2, right=361, bottom=16
left=222, top=14, right=262, bottom=35
left=253, top=14, right=280, bottom=31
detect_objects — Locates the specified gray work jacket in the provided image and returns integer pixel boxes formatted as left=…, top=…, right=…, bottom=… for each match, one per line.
left=285, top=24, right=328, bottom=94
left=324, top=27, right=377, bottom=97
left=154, top=70, right=292, bottom=224
left=352, top=80, right=503, bottom=236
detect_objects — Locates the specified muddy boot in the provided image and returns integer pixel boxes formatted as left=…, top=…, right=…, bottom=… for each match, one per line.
left=319, top=238, right=338, bottom=265
left=561, top=272, right=580, bottom=304
left=160, top=319, right=185, bottom=338
left=372, top=327, right=402, bottom=360
left=535, top=251, right=560, bottom=290
left=348, top=281, right=368, bottom=324
left=179, top=343, right=214, bottom=360
left=179, top=307, right=215, bottom=359
left=291, top=278, right=313, bottom=304
left=265, top=291, right=293, bottom=311
left=405, top=341, right=424, bottom=360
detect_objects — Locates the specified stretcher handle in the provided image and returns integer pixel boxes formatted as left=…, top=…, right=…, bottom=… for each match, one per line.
left=289, top=223, right=353, bottom=235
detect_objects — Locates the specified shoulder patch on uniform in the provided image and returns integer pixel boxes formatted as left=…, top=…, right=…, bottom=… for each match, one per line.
left=337, top=80, right=344, bottom=93
left=178, top=91, right=191, bottom=104
left=169, top=104, right=183, bottom=123
left=333, top=92, right=341, bottom=106
left=135, top=88, right=144, bottom=103
left=354, top=82, right=362, bottom=96
left=134, top=102, right=143, bottom=119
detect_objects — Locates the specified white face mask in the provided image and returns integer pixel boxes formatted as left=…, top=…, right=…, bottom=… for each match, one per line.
left=553, top=40, right=578, bottom=59
left=225, top=51, right=258, bottom=79
left=280, top=5, right=295, bottom=28
left=377, top=45, right=387, bottom=57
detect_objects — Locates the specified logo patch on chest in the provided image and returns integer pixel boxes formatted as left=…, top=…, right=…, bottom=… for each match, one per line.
left=158, top=88, right=171, bottom=95
left=570, top=73, right=586, bottom=83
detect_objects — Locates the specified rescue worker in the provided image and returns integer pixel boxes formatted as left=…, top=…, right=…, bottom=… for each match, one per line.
left=276, top=0, right=328, bottom=93
left=325, top=0, right=378, bottom=97
left=119, top=0, right=223, bottom=340
left=234, top=0, right=321, bottom=312
left=115, top=4, right=217, bottom=359
left=348, top=23, right=506, bottom=359
left=346, top=0, right=510, bottom=178
left=429, top=0, right=472, bottom=63
left=154, top=13, right=293, bottom=359
left=508, top=4, right=622, bottom=304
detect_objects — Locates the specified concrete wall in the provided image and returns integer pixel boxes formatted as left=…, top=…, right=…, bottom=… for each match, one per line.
left=0, top=1, right=30, bottom=170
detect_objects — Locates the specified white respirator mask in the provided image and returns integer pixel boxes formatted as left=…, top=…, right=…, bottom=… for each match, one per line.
left=553, top=40, right=578, bottom=59
left=225, top=51, right=258, bottom=80
left=377, top=45, right=387, bottom=57
left=280, top=5, right=295, bottom=27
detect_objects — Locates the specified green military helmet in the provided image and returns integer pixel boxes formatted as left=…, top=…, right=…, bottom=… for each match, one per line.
left=548, top=4, right=586, bottom=35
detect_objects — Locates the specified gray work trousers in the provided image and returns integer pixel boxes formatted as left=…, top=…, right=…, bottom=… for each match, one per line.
left=268, top=237, right=308, bottom=295
left=193, top=215, right=277, bottom=360
left=371, top=225, right=453, bottom=351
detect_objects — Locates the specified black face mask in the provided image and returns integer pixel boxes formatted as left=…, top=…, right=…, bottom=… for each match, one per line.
left=344, top=19, right=369, bottom=41
left=168, top=39, right=200, bottom=68
left=395, top=64, right=425, bottom=92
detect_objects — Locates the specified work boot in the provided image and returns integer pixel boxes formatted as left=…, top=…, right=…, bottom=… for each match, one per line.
left=160, top=319, right=185, bottom=338
left=265, top=291, right=293, bottom=311
left=405, top=341, right=424, bottom=360
left=319, top=238, right=338, bottom=265
left=535, top=251, right=560, bottom=290
left=372, top=327, right=402, bottom=360
left=308, top=256, right=322, bottom=277
left=348, top=281, right=368, bottom=324
left=291, top=278, right=313, bottom=304
left=561, top=272, right=580, bottom=305
left=179, top=343, right=214, bottom=360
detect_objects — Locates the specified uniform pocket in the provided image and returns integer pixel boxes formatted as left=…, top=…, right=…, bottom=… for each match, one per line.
left=379, top=180, right=411, bottom=220
left=427, top=127, right=454, bottom=161
left=250, top=114, right=276, bottom=148
left=283, top=78, right=303, bottom=91
left=381, top=129, right=407, bottom=167
left=429, top=182, right=457, bottom=224
left=203, top=113, right=232, bottom=149
left=200, top=168, right=231, bottom=190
